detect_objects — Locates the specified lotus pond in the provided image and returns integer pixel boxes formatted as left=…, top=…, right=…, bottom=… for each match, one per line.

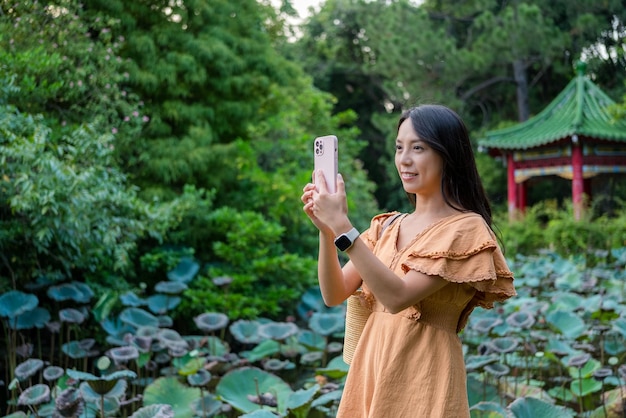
left=1, top=248, right=626, bottom=417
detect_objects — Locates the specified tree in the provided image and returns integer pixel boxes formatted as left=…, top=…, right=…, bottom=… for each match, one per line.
left=293, top=0, right=626, bottom=207
left=0, top=78, right=193, bottom=290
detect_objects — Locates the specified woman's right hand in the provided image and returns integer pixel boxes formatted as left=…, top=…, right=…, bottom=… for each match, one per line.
left=301, top=180, right=334, bottom=235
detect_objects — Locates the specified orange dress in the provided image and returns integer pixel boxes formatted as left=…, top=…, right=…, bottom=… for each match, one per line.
left=337, top=212, right=515, bottom=418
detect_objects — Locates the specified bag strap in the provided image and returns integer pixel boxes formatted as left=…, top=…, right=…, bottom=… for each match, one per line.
left=378, top=212, right=403, bottom=240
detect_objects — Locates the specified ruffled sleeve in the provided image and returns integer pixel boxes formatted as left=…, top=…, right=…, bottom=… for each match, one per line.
left=400, top=212, right=515, bottom=332
left=360, top=211, right=402, bottom=251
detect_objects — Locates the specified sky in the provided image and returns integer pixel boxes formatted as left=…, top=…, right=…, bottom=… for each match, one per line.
left=291, top=0, right=323, bottom=18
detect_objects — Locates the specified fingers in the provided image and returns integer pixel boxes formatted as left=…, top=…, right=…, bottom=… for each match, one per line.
left=314, top=170, right=329, bottom=193
left=336, top=173, right=345, bottom=194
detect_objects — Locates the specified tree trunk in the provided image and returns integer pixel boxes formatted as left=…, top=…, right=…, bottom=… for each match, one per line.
left=513, top=59, right=530, bottom=121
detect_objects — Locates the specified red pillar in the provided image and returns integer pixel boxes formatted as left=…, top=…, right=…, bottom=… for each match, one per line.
left=518, top=181, right=527, bottom=214
left=572, top=141, right=584, bottom=220
left=507, top=153, right=517, bottom=220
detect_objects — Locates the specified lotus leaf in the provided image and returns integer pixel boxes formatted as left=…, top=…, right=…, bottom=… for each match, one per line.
left=544, top=338, right=574, bottom=356
left=155, top=352, right=171, bottom=364
left=216, top=367, right=293, bottom=414
left=9, top=307, right=51, bottom=330
left=469, top=401, right=508, bottom=417
left=101, top=317, right=135, bottom=339
left=108, top=345, right=140, bottom=363
left=240, top=339, right=281, bottom=362
left=147, top=294, right=181, bottom=314
left=229, top=319, right=263, bottom=344
left=593, top=367, right=612, bottom=380
left=17, top=383, right=50, bottom=405
left=286, top=383, right=320, bottom=414
left=194, top=312, right=230, bottom=332
left=130, top=404, right=175, bottom=418
left=158, top=315, right=174, bottom=327
left=315, top=355, right=350, bottom=378
left=120, top=307, right=160, bottom=328
left=612, top=317, right=626, bottom=338
left=471, top=316, right=504, bottom=333
left=240, top=411, right=279, bottom=418
left=300, top=351, right=324, bottom=365
left=46, top=283, right=82, bottom=302
left=509, top=396, right=576, bottom=417
left=464, top=354, right=499, bottom=371
left=136, top=325, right=160, bottom=338
left=80, top=379, right=127, bottom=401
left=554, top=270, right=584, bottom=291
left=297, top=330, right=327, bottom=351
left=259, top=321, right=299, bottom=341
left=59, top=308, right=86, bottom=324
left=66, top=368, right=137, bottom=382
left=84, top=379, right=117, bottom=396
left=155, top=281, right=188, bottom=294
left=191, top=394, right=222, bottom=417
left=0, top=290, right=38, bottom=317
left=158, top=328, right=188, bottom=350
left=174, top=355, right=206, bottom=376
left=604, top=332, right=626, bottom=355
left=183, top=335, right=228, bottom=356
left=62, top=340, right=97, bottom=359
left=131, top=335, right=153, bottom=353
left=263, top=359, right=294, bottom=371
left=506, top=311, right=535, bottom=329
left=167, top=257, right=200, bottom=283
left=568, top=356, right=601, bottom=380
left=143, top=376, right=201, bottom=418
left=3, top=412, right=28, bottom=417
left=15, top=358, right=44, bottom=381
left=37, top=402, right=56, bottom=417
left=327, top=341, right=343, bottom=353
left=308, top=313, right=344, bottom=336
left=51, top=387, right=83, bottom=417
left=187, top=369, right=212, bottom=386
left=43, top=365, right=65, bottom=381
left=488, top=337, right=519, bottom=354
left=484, top=363, right=510, bottom=377
left=467, top=374, right=499, bottom=406
left=545, top=310, right=586, bottom=339
left=120, top=291, right=146, bottom=307
left=296, top=287, right=344, bottom=320
left=73, top=281, right=95, bottom=302
left=84, top=395, right=121, bottom=416
left=311, top=388, right=343, bottom=409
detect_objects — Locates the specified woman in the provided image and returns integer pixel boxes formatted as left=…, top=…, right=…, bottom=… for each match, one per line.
left=301, top=104, right=515, bottom=417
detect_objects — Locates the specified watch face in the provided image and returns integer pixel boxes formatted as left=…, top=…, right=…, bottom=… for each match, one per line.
left=335, top=235, right=352, bottom=251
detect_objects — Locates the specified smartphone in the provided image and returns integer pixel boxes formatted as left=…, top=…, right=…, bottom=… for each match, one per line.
left=313, top=135, right=338, bottom=193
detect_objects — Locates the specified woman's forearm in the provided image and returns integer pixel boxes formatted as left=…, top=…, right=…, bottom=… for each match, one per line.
left=316, top=232, right=351, bottom=306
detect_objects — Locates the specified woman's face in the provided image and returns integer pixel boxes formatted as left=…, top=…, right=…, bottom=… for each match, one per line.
left=395, top=118, right=444, bottom=198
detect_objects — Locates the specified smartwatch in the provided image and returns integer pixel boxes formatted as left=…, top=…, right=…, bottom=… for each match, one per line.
left=334, top=228, right=360, bottom=251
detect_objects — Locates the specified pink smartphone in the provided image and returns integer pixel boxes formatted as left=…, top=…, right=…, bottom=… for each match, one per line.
left=313, top=135, right=338, bottom=193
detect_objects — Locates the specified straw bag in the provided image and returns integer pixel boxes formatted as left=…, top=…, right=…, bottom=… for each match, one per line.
left=343, top=290, right=370, bottom=364
left=342, top=213, right=403, bottom=365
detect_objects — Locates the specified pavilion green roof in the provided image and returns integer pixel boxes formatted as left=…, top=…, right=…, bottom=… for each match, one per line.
left=479, top=65, right=626, bottom=151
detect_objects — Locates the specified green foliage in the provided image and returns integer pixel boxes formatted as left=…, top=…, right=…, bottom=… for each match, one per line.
left=182, top=207, right=318, bottom=320
left=0, top=99, right=188, bottom=285
left=497, top=201, right=626, bottom=263
left=0, top=0, right=145, bottom=140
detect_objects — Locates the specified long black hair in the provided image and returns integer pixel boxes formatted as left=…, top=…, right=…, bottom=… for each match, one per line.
left=398, top=104, right=493, bottom=227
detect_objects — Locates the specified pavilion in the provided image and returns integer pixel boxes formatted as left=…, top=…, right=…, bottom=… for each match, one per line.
left=478, top=62, right=626, bottom=220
